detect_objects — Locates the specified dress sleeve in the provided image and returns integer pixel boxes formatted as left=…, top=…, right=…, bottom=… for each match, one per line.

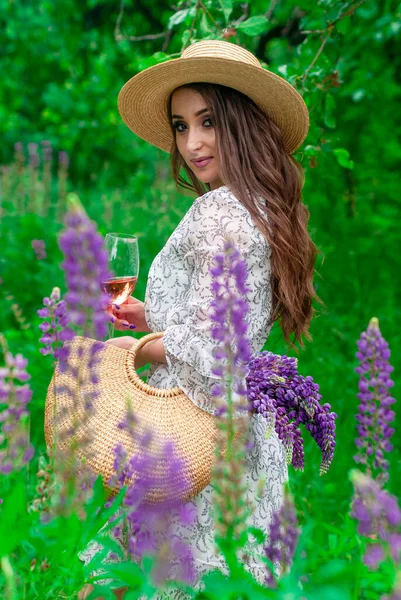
left=161, top=189, right=272, bottom=414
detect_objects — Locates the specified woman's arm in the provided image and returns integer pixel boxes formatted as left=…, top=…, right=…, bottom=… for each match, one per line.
left=139, top=337, right=167, bottom=366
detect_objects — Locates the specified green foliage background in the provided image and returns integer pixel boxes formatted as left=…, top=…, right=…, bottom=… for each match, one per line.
left=0, top=0, right=401, bottom=596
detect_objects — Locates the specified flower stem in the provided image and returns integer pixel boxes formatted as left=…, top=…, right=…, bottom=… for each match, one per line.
left=1, top=556, right=17, bottom=600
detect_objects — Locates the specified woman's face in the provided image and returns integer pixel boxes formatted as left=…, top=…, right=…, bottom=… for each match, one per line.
left=171, top=88, right=224, bottom=191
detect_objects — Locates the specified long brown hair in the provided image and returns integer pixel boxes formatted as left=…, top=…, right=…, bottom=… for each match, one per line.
left=167, top=82, right=324, bottom=351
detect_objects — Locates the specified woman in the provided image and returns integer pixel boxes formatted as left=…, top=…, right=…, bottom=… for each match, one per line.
left=79, top=40, right=321, bottom=598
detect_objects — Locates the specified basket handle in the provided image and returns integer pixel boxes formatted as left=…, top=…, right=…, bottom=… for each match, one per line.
left=128, top=330, right=165, bottom=369
left=125, top=331, right=183, bottom=396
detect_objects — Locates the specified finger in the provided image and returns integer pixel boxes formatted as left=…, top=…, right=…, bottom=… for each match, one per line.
left=113, top=304, right=138, bottom=321
left=112, top=317, right=136, bottom=331
left=112, top=297, right=140, bottom=311
left=104, top=339, right=126, bottom=349
left=125, top=296, right=140, bottom=304
left=105, top=338, right=123, bottom=345
left=108, top=304, right=126, bottom=320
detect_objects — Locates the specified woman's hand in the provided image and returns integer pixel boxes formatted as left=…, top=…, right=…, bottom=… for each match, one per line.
left=105, top=337, right=149, bottom=369
left=104, top=336, right=137, bottom=351
left=107, top=296, right=151, bottom=333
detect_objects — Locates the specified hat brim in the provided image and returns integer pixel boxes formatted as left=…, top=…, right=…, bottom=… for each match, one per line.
left=118, top=56, right=309, bottom=155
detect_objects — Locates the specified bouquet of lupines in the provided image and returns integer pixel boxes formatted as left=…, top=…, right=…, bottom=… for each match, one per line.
left=246, top=352, right=337, bottom=475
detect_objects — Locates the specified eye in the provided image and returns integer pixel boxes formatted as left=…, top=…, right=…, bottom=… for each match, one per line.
left=172, top=117, right=213, bottom=133
left=172, top=121, right=186, bottom=133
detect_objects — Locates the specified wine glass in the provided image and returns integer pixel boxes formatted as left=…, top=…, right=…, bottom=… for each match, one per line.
left=101, top=233, right=139, bottom=339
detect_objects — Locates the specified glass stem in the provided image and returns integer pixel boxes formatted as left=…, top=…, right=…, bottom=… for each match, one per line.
left=108, top=320, right=115, bottom=339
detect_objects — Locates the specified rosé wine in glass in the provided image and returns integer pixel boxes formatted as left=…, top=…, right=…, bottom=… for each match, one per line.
left=101, top=275, right=138, bottom=307
left=103, top=233, right=139, bottom=339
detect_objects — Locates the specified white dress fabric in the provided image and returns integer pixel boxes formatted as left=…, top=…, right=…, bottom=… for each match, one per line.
left=79, top=185, right=288, bottom=596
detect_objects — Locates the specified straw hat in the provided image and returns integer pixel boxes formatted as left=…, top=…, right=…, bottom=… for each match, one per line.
left=118, top=39, right=309, bottom=155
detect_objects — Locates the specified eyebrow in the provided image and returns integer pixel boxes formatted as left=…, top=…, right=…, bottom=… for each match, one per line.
left=171, top=108, right=209, bottom=119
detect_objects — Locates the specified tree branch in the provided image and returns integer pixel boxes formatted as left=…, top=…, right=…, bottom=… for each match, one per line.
left=265, top=0, right=279, bottom=21
left=115, top=0, right=170, bottom=43
left=301, top=30, right=332, bottom=95
left=300, top=0, right=367, bottom=35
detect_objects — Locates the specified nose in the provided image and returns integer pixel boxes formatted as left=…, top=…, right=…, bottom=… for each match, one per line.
left=187, top=127, right=203, bottom=152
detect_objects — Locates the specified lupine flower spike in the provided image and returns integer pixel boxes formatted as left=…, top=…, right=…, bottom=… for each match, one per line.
left=350, top=470, right=401, bottom=570
left=105, top=402, right=197, bottom=589
left=58, top=193, right=112, bottom=342
left=264, top=484, right=300, bottom=587
left=247, top=352, right=337, bottom=475
left=31, top=239, right=47, bottom=261
left=354, top=317, right=395, bottom=484
left=209, top=238, right=253, bottom=549
left=38, top=286, right=73, bottom=360
left=39, top=194, right=113, bottom=515
left=0, top=334, right=34, bottom=476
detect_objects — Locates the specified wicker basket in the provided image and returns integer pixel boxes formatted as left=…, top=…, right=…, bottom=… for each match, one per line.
left=44, top=332, right=229, bottom=503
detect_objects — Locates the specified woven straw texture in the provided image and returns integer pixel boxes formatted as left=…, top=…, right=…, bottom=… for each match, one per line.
left=118, top=39, right=309, bottom=155
left=44, top=332, right=228, bottom=504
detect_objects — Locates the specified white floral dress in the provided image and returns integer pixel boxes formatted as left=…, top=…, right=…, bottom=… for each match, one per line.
left=79, top=185, right=288, bottom=596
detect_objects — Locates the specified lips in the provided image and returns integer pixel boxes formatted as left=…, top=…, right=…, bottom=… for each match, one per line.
left=192, top=157, right=213, bottom=168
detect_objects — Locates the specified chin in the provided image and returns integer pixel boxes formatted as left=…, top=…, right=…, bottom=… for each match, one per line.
left=200, top=171, right=218, bottom=183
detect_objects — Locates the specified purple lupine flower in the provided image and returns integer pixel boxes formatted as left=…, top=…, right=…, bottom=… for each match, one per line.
left=40, top=140, right=52, bottom=163
left=58, top=151, right=70, bottom=169
left=350, top=470, right=401, bottom=569
left=40, top=196, right=114, bottom=514
left=108, top=405, right=196, bottom=588
left=58, top=193, right=112, bottom=343
left=14, top=142, right=24, bottom=160
left=0, top=338, right=34, bottom=474
left=31, top=239, right=47, bottom=261
left=37, top=287, right=74, bottom=362
left=247, top=352, right=337, bottom=474
left=209, top=238, right=253, bottom=411
left=208, top=238, right=253, bottom=546
left=264, top=485, right=300, bottom=587
left=56, top=194, right=112, bottom=401
left=28, top=142, right=40, bottom=169
left=354, top=317, right=395, bottom=483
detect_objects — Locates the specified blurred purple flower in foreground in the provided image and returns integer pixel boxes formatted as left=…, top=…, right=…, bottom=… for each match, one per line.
left=247, top=352, right=337, bottom=475
left=208, top=238, right=253, bottom=548
left=38, top=195, right=113, bottom=515
left=209, top=238, right=253, bottom=410
left=107, top=407, right=196, bottom=589
left=58, top=193, right=112, bottom=343
left=350, top=470, right=401, bottom=572
left=264, top=485, right=300, bottom=587
left=354, top=317, right=395, bottom=483
left=0, top=337, right=34, bottom=475
left=53, top=193, right=112, bottom=382
left=31, top=239, right=47, bottom=261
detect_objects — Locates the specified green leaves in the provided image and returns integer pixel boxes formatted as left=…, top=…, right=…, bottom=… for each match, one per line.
left=236, top=15, right=271, bottom=36
left=136, top=52, right=171, bottom=70
left=200, top=12, right=213, bottom=35
left=168, top=8, right=192, bottom=30
left=168, top=5, right=197, bottom=30
left=0, top=479, right=29, bottom=557
left=333, top=148, right=354, bottom=169
left=324, top=93, right=336, bottom=129
left=219, top=0, right=233, bottom=23
left=247, top=526, right=266, bottom=544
